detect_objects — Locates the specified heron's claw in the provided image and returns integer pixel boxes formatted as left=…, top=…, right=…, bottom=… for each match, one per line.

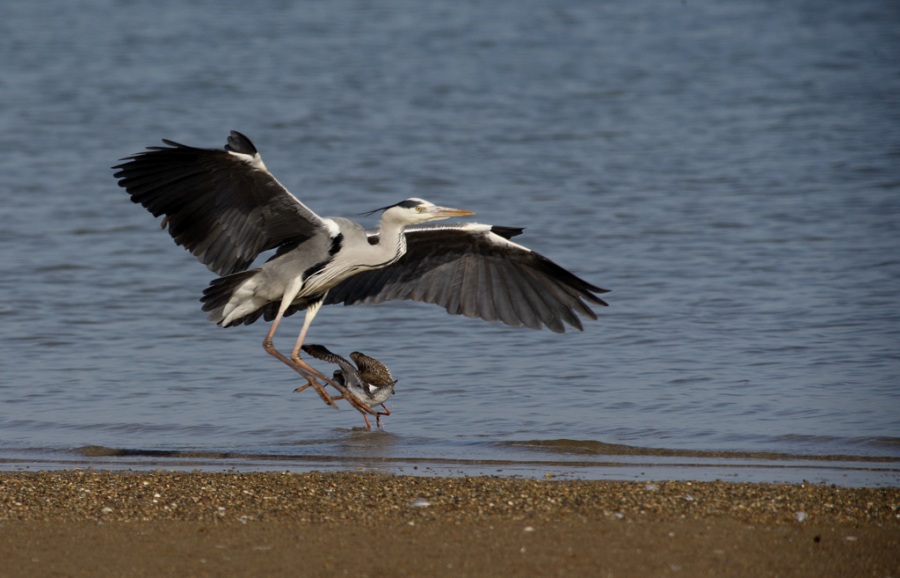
left=293, top=377, right=339, bottom=409
left=299, top=373, right=381, bottom=422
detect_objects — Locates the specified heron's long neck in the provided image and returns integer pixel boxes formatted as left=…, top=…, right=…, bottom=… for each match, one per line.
left=372, top=218, right=407, bottom=266
left=305, top=217, right=409, bottom=292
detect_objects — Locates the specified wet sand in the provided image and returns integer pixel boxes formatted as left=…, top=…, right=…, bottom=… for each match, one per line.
left=1, top=471, right=897, bottom=577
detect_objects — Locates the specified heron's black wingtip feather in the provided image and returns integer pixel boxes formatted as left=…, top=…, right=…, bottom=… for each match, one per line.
left=225, top=131, right=257, bottom=155
left=490, top=225, right=525, bottom=239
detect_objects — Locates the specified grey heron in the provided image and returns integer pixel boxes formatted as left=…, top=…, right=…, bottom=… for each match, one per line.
left=113, top=131, right=608, bottom=408
left=301, top=344, right=396, bottom=429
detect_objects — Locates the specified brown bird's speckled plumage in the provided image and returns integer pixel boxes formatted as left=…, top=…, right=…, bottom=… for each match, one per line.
left=301, top=345, right=396, bottom=429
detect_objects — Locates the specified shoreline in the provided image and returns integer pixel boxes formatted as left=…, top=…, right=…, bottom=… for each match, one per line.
left=1, top=471, right=897, bottom=577
left=5, top=440, right=898, bottom=488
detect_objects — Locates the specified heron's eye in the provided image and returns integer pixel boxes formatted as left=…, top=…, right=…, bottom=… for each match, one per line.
left=415, top=205, right=425, bottom=213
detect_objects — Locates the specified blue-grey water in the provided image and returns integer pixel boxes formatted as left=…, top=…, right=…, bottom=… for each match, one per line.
left=1, top=0, right=898, bottom=485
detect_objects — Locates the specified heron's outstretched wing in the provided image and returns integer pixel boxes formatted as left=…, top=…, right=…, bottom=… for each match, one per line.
left=113, top=131, right=330, bottom=276
left=325, top=224, right=609, bottom=332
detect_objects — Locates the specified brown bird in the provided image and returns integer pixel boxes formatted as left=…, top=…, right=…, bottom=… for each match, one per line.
left=300, top=345, right=397, bottom=430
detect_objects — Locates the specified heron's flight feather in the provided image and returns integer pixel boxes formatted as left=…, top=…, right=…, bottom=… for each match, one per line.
left=113, top=131, right=328, bottom=276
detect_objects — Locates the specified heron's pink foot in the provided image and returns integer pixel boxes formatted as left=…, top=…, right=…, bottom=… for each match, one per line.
left=294, top=376, right=340, bottom=408
left=265, top=340, right=338, bottom=408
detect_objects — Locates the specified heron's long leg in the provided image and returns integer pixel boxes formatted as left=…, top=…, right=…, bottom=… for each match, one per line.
left=284, top=299, right=367, bottom=409
left=295, top=376, right=377, bottom=418
left=289, top=298, right=323, bottom=365
left=284, top=305, right=382, bottom=420
left=284, top=298, right=354, bottom=396
left=263, top=294, right=338, bottom=408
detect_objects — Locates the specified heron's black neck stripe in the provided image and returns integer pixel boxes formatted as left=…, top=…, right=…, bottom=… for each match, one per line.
left=328, top=233, right=343, bottom=256
left=301, top=234, right=343, bottom=279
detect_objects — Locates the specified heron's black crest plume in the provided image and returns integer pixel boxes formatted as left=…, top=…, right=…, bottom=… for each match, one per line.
left=359, top=206, right=388, bottom=217
left=360, top=199, right=425, bottom=217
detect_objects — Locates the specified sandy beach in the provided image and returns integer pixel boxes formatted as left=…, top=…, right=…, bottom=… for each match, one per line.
left=0, top=471, right=896, bottom=577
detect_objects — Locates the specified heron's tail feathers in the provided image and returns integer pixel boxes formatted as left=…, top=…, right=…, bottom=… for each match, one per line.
left=201, top=271, right=319, bottom=327
left=201, top=271, right=268, bottom=327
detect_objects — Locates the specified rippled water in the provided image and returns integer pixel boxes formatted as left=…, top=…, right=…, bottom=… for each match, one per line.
left=1, top=0, right=898, bottom=485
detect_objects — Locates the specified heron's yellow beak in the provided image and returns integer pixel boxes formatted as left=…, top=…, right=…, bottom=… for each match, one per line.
left=431, top=206, right=475, bottom=218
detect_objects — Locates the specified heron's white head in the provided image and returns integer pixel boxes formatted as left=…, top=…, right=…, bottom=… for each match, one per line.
left=376, top=198, right=474, bottom=226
